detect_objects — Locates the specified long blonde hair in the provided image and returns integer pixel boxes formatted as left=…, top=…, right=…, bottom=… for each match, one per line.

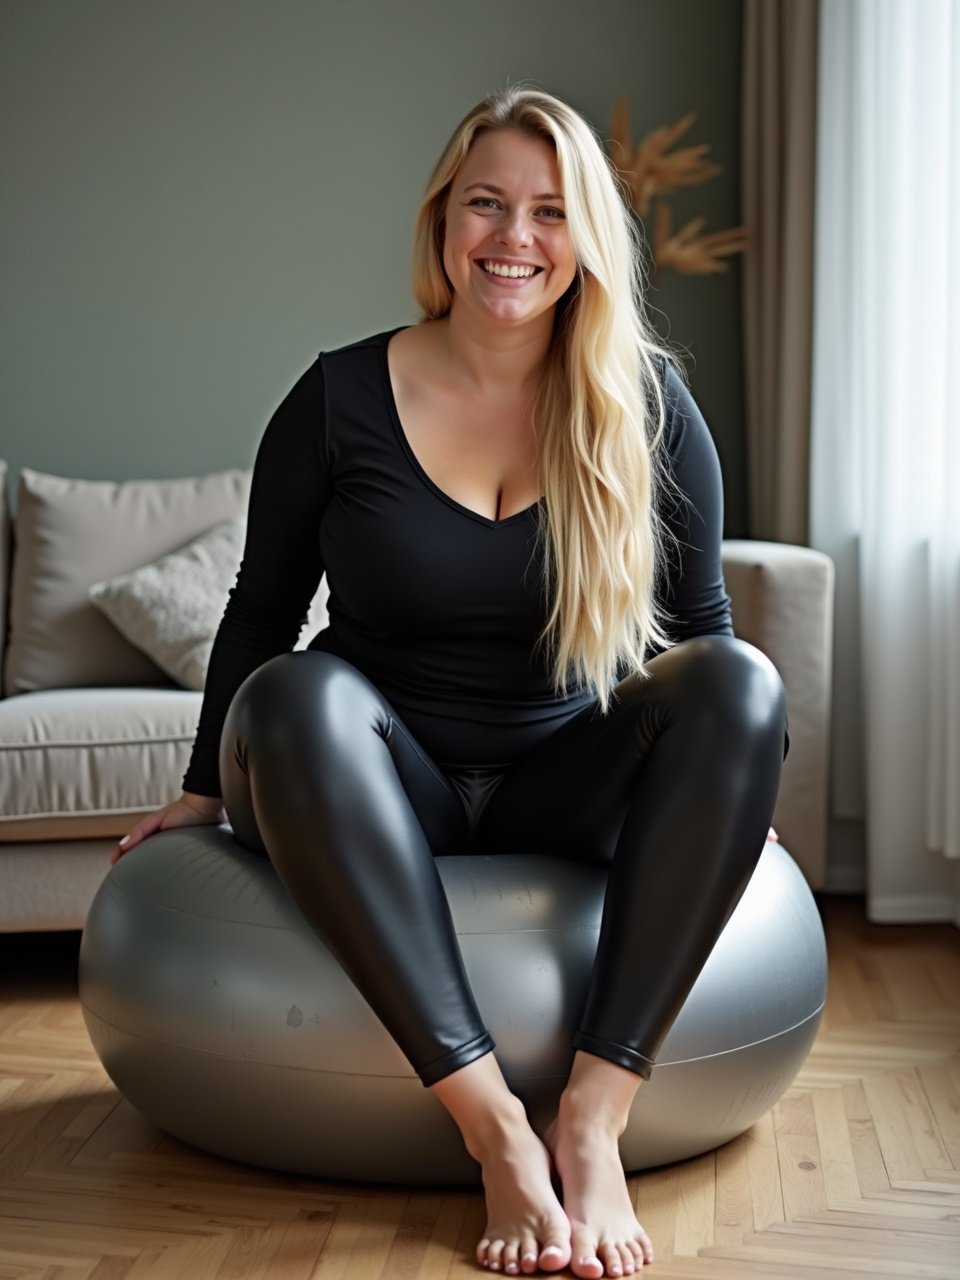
left=411, top=85, right=687, bottom=712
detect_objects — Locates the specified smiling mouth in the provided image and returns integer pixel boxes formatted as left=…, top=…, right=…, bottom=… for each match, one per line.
left=475, top=260, right=544, bottom=281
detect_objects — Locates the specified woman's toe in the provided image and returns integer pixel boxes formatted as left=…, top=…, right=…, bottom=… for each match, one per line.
left=570, top=1232, right=604, bottom=1278
left=539, top=1232, right=572, bottom=1272
left=487, top=1239, right=505, bottom=1271
left=597, top=1240, right=622, bottom=1275
left=617, top=1241, right=636, bottom=1273
left=519, top=1236, right=539, bottom=1274
left=501, top=1242, right=520, bottom=1274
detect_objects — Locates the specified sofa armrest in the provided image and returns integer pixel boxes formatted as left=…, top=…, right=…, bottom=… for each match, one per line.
left=721, top=539, right=835, bottom=889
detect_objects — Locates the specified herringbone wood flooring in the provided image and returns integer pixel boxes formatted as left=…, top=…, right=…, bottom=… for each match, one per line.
left=1, top=896, right=958, bottom=1279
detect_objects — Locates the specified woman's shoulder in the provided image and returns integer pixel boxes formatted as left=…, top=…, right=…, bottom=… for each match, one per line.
left=321, top=325, right=408, bottom=361
left=646, top=349, right=688, bottom=396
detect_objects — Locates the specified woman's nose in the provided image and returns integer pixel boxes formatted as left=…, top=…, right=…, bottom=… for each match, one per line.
left=495, top=209, right=533, bottom=247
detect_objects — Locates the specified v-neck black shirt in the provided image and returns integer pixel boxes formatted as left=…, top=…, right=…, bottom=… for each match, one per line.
left=182, top=327, right=774, bottom=797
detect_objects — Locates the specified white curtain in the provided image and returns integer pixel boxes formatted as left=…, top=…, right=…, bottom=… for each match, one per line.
left=811, top=0, right=960, bottom=923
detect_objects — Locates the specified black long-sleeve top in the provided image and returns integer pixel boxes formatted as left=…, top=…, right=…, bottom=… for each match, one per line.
left=183, top=326, right=787, bottom=797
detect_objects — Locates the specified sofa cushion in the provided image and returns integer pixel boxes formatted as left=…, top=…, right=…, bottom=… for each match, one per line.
left=0, top=687, right=203, bottom=841
left=3, top=467, right=251, bottom=695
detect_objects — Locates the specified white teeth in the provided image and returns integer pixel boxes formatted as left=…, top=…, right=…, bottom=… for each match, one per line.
left=481, top=261, right=538, bottom=278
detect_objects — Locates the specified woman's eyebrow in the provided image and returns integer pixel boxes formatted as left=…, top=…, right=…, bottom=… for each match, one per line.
left=462, top=182, right=565, bottom=201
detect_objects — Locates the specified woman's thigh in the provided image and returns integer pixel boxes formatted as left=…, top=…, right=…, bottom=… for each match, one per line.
left=471, top=635, right=787, bottom=864
left=221, top=650, right=471, bottom=857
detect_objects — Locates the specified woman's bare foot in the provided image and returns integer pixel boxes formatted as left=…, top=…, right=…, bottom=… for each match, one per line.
left=542, top=1100, right=654, bottom=1278
left=468, top=1106, right=572, bottom=1275
left=427, top=1054, right=571, bottom=1275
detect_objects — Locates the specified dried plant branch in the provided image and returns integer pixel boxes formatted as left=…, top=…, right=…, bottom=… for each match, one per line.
left=608, top=94, right=749, bottom=279
left=609, top=97, right=723, bottom=217
left=652, top=203, right=750, bottom=277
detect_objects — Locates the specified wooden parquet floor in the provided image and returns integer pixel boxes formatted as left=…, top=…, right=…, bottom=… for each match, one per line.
left=0, top=896, right=958, bottom=1279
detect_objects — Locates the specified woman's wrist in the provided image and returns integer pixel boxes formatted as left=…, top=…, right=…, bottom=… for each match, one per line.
left=181, top=791, right=225, bottom=818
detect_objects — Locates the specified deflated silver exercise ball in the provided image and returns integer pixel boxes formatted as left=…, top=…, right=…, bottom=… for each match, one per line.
left=79, top=826, right=826, bottom=1184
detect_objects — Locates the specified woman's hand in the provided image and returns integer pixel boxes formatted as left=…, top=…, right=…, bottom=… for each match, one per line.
left=110, top=792, right=226, bottom=865
left=767, top=827, right=779, bottom=844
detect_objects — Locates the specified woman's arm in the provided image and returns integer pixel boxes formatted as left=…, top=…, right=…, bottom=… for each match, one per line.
left=653, top=358, right=790, bottom=762
left=653, top=358, right=734, bottom=642
left=180, top=355, right=331, bottom=797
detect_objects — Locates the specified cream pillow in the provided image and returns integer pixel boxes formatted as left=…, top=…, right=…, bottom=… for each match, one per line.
left=89, top=519, right=329, bottom=690
left=89, top=518, right=245, bottom=690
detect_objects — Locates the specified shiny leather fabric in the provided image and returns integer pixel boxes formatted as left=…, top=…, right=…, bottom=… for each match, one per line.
left=220, top=634, right=788, bottom=1087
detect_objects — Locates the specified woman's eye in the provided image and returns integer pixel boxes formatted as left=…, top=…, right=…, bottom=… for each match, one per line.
left=466, top=198, right=564, bottom=219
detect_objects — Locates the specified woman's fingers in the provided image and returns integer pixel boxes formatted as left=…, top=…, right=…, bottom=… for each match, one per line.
left=111, top=813, right=162, bottom=864
left=110, top=798, right=223, bottom=866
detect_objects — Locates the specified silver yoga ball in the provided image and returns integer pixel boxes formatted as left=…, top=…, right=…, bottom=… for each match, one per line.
left=79, top=828, right=826, bottom=1185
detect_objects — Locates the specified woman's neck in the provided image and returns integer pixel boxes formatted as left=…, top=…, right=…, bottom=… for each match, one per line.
left=436, top=306, right=554, bottom=398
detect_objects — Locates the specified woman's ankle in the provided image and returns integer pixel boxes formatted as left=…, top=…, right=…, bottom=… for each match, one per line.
left=557, top=1051, right=645, bottom=1137
left=461, top=1097, right=533, bottom=1162
left=428, top=1053, right=529, bottom=1159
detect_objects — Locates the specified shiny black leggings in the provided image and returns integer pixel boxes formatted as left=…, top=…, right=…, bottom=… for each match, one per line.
left=220, top=635, right=788, bottom=1088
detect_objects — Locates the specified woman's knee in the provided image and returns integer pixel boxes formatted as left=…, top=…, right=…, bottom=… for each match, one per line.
left=219, top=651, right=390, bottom=850
left=656, top=634, right=787, bottom=745
left=224, top=650, right=388, bottom=757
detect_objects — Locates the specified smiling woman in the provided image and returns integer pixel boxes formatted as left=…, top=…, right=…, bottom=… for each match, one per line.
left=112, top=85, right=789, bottom=1280
left=438, top=131, right=577, bottom=327
left=383, top=128, right=581, bottom=528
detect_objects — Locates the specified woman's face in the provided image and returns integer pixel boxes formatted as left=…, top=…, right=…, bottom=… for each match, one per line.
left=441, top=127, right=578, bottom=328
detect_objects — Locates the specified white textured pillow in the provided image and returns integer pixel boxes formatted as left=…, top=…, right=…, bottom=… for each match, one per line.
left=89, top=518, right=246, bottom=690
left=89, top=519, right=329, bottom=690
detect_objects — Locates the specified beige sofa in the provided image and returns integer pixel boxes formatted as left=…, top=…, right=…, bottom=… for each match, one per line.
left=0, top=459, right=835, bottom=933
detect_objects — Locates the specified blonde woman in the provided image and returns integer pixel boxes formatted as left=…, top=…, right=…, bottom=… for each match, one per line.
left=116, top=86, right=789, bottom=1279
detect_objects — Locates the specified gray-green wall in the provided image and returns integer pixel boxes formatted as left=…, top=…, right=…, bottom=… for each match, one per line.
left=1, top=0, right=748, bottom=533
